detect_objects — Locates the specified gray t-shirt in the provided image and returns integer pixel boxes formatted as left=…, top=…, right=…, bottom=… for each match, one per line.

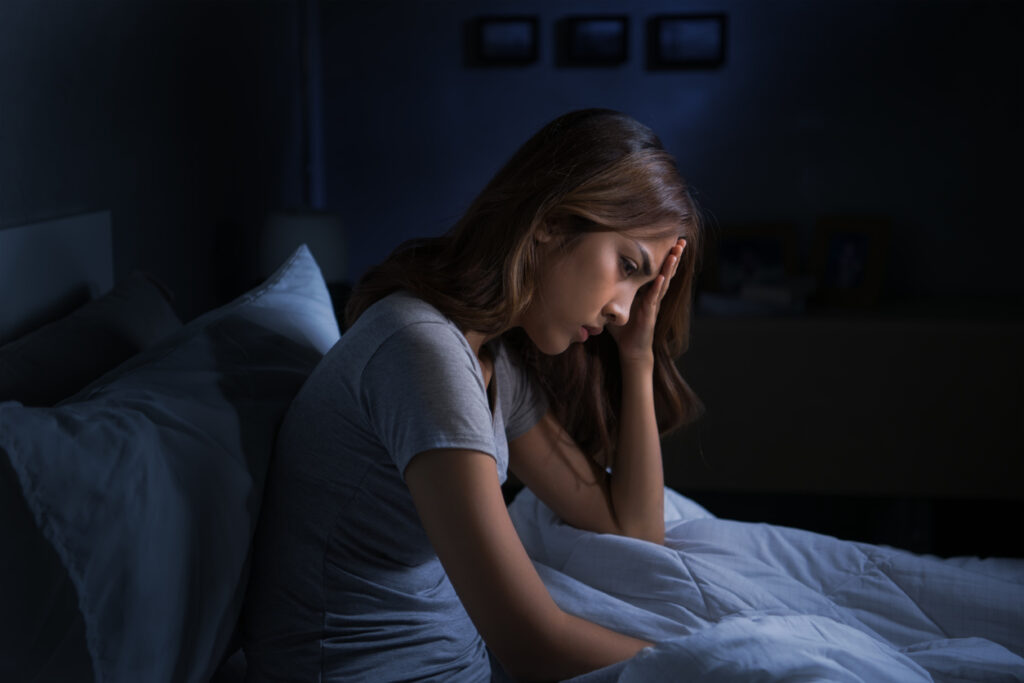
left=242, top=291, right=547, bottom=681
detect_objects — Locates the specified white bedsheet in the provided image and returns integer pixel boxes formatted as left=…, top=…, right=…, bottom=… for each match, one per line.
left=508, top=488, right=1024, bottom=682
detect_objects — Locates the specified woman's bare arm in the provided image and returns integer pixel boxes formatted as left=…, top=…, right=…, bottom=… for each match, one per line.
left=608, top=354, right=666, bottom=543
left=404, top=448, right=651, bottom=682
left=509, top=240, right=685, bottom=544
left=508, top=374, right=664, bottom=545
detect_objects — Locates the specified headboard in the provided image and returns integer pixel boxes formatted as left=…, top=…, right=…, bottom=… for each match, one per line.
left=0, top=211, right=113, bottom=345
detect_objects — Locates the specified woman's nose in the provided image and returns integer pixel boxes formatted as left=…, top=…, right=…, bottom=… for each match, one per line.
left=603, top=296, right=631, bottom=327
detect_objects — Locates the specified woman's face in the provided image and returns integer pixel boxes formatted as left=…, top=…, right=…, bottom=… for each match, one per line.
left=520, top=227, right=681, bottom=355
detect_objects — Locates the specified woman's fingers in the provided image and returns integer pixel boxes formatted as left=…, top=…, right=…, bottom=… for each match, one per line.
left=671, top=239, right=686, bottom=276
left=651, top=275, right=667, bottom=306
left=655, top=239, right=686, bottom=303
left=632, top=238, right=688, bottom=334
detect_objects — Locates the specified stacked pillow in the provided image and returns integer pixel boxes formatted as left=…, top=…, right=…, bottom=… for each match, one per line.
left=0, top=272, right=182, bottom=406
left=0, top=245, right=340, bottom=683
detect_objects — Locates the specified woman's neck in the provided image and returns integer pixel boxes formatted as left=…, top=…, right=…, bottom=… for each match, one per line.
left=463, top=329, right=501, bottom=357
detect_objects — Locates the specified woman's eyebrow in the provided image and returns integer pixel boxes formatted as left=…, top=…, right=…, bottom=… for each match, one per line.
left=630, top=239, right=653, bottom=277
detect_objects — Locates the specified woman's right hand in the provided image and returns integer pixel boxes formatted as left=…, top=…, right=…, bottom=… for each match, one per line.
left=607, top=238, right=686, bottom=366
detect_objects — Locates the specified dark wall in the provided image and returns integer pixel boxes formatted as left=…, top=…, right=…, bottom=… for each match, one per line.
left=0, top=0, right=304, bottom=321
left=4, top=1, right=1018, bottom=319
left=322, top=0, right=1023, bottom=305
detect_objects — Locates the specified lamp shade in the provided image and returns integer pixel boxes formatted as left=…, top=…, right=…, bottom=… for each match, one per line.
left=258, top=211, right=348, bottom=282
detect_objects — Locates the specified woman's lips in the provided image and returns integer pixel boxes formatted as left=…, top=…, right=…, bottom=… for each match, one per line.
left=579, top=325, right=602, bottom=342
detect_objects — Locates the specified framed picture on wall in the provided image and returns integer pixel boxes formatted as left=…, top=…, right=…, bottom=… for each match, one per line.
left=810, top=216, right=890, bottom=307
left=466, top=16, right=539, bottom=66
left=558, top=15, right=629, bottom=66
left=647, top=14, right=727, bottom=69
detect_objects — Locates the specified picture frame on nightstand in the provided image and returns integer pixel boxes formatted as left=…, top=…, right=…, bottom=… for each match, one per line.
left=697, top=223, right=812, bottom=315
left=811, top=216, right=890, bottom=308
left=703, top=223, right=800, bottom=296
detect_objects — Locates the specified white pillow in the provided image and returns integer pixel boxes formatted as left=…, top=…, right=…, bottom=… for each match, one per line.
left=0, top=245, right=339, bottom=683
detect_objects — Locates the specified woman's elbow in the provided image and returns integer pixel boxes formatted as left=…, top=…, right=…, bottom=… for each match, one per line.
left=643, top=528, right=665, bottom=545
left=488, top=606, right=649, bottom=681
left=605, top=508, right=664, bottom=545
left=616, top=519, right=664, bottom=545
left=488, top=631, right=562, bottom=681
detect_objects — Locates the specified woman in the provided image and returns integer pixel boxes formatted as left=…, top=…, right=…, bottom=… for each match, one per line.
left=242, top=109, right=704, bottom=681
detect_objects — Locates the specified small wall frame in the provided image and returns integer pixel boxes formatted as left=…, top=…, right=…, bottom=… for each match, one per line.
left=647, top=14, right=727, bottom=69
left=558, top=15, right=629, bottom=66
left=467, top=16, right=539, bottom=66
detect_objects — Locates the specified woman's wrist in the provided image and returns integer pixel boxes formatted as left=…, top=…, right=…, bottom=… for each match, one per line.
left=619, top=350, right=654, bottom=375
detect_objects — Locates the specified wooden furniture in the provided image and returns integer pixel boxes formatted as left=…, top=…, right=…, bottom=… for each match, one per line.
left=663, top=312, right=1024, bottom=555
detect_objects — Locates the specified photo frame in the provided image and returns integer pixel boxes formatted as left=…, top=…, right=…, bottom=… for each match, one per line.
left=702, top=224, right=799, bottom=296
left=466, top=16, right=539, bottom=66
left=558, top=16, right=629, bottom=66
left=811, top=216, right=890, bottom=308
left=647, top=14, right=727, bottom=69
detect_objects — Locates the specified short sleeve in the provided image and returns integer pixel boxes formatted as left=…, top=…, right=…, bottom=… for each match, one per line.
left=494, top=342, right=549, bottom=441
left=360, top=321, right=497, bottom=477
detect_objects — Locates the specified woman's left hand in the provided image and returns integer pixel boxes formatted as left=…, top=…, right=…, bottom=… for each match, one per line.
left=608, top=238, right=686, bottom=365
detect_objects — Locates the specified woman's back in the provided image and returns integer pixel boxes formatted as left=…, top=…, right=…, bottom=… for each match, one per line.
left=241, top=292, right=544, bottom=681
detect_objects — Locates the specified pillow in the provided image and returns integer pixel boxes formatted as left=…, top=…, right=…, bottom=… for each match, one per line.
left=0, top=436, right=93, bottom=682
left=0, top=245, right=340, bottom=683
left=0, top=271, right=182, bottom=406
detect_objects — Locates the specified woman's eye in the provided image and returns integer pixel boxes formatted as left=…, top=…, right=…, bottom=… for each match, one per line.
left=620, top=256, right=638, bottom=277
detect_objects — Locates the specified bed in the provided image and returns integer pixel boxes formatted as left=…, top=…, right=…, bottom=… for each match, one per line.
left=0, top=212, right=339, bottom=682
left=1, top=213, right=1022, bottom=682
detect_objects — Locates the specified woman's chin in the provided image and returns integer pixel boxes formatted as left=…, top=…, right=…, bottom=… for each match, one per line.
left=539, top=341, right=570, bottom=356
left=524, top=330, right=571, bottom=356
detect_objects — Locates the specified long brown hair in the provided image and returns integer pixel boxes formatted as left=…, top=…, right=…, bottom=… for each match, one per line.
left=346, top=109, right=704, bottom=461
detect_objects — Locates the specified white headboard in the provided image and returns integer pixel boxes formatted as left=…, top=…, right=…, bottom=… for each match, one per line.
left=0, top=211, right=113, bottom=345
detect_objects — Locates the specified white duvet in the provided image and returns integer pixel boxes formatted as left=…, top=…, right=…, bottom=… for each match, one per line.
left=508, top=488, right=1024, bottom=682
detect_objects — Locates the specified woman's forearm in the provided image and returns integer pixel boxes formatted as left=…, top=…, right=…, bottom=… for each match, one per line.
left=510, top=609, right=651, bottom=682
left=608, top=355, right=665, bottom=544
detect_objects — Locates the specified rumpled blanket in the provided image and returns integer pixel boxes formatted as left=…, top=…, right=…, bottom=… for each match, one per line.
left=508, top=488, right=1024, bottom=682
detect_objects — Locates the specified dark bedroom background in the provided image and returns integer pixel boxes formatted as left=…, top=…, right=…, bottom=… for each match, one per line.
left=1, top=0, right=1021, bottom=556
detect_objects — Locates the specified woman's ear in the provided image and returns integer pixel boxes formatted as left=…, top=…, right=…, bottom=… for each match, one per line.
left=534, top=222, right=554, bottom=244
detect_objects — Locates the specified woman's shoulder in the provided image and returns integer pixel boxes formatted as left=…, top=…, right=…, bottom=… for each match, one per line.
left=331, top=292, right=471, bottom=368
left=358, top=290, right=449, bottom=329
left=344, top=292, right=457, bottom=343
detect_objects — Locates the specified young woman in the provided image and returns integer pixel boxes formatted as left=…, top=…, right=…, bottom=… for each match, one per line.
left=242, top=108, right=704, bottom=682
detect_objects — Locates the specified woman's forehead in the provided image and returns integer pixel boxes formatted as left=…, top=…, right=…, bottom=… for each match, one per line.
left=622, top=221, right=683, bottom=241
left=619, top=228, right=681, bottom=253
